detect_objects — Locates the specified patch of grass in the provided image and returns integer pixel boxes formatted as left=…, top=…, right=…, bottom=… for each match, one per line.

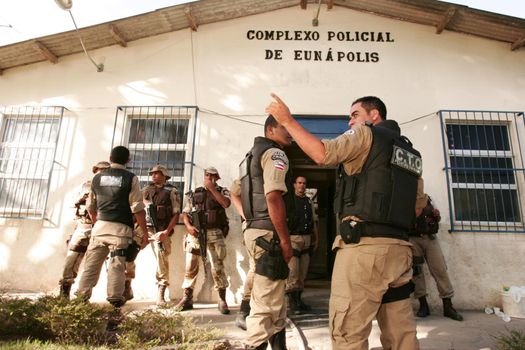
left=0, top=295, right=53, bottom=340
left=493, top=328, right=525, bottom=350
left=117, top=309, right=222, bottom=350
left=0, top=339, right=111, bottom=350
left=36, top=297, right=113, bottom=345
left=0, top=294, right=224, bottom=349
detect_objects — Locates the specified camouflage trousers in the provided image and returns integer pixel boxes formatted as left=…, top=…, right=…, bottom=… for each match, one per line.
left=180, top=228, right=229, bottom=290
left=59, top=224, right=91, bottom=287
left=125, top=227, right=172, bottom=286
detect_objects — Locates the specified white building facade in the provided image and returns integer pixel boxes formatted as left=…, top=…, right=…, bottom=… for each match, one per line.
left=0, top=3, right=524, bottom=309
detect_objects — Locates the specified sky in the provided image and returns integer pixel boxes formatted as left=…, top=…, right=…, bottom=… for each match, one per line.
left=0, top=0, right=524, bottom=47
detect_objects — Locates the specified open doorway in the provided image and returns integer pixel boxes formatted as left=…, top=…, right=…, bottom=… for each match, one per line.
left=286, top=143, right=338, bottom=280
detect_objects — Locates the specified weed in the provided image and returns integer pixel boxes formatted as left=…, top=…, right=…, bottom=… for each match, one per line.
left=117, top=309, right=222, bottom=350
left=493, top=328, right=525, bottom=350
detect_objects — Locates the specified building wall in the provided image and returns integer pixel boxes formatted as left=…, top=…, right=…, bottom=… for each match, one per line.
left=0, top=6, right=524, bottom=308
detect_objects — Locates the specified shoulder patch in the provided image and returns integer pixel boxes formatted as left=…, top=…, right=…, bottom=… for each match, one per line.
left=270, top=150, right=288, bottom=164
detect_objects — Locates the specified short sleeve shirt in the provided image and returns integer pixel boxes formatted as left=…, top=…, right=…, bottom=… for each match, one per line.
left=230, top=179, right=241, bottom=196
left=415, top=177, right=428, bottom=211
left=261, top=148, right=289, bottom=195
left=321, top=123, right=373, bottom=175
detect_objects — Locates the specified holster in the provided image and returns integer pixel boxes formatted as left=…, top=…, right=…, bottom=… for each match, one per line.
left=339, top=221, right=361, bottom=244
left=124, top=241, right=141, bottom=262
left=255, top=236, right=289, bottom=281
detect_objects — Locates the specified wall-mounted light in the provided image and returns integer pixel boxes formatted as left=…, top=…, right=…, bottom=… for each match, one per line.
left=55, top=0, right=104, bottom=72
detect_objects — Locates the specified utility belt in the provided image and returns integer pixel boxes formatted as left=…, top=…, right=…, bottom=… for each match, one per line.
left=292, top=247, right=313, bottom=257
left=110, top=240, right=141, bottom=262
left=254, top=234, right=289, bottom=281
left=408, top=231, right=436, bottom=240
left=290, top=231, right=312, bottom=236
left=381, top=281, right=414, bottom=304
left=339, top=221, right=409, bottom=244
left=245, top=218, right=274, bottom=231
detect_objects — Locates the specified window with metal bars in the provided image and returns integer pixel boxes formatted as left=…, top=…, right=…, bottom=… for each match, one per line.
left=0, top=106, right=64, bottom=218
left=112, top=106, right=198, bottom=205
left=439, top=110, right=525, bottom=232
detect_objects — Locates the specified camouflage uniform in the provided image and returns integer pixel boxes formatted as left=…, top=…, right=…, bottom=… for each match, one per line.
left=58, top=161, right=110, bottom=298
left=180, top=187, right=230, bottom=291
left=175, top=166, right=231, bottom=314
left=124, top=165, right=180, bottom=304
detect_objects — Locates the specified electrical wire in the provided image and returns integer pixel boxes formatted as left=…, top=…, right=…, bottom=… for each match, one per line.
left=67, top=10, right=104, bottom=72
left=399, top=112, right=438, bottom=125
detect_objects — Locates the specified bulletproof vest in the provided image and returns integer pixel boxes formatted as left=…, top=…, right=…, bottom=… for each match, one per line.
left=334, top=121, right=422, bottom=231
left=240, top=136, right=294, bottom=230
left=91, top=167, right=134, bottom=228
left=191, top=186, right=228, bottom=229
left=291, top=195, right=313, bottom=235
left=143, top=184, right=175, bottom=231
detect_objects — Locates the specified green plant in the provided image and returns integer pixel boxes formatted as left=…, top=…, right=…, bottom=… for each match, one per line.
left=117, top=309, right=222, bottom=349
left=493, top=328, right=525, bottom=350
left=36, top=297, right=113, bottom=345
left=0, top=338, right=112, bottom=349
left=0, top=295, right=52, bottom=340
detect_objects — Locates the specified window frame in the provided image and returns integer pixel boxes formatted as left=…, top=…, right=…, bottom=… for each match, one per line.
left=112, top=106, right=198, bottom=199
left=0, top=106, right=64, bottom=219
left=439, top=110, right=525, bottom=233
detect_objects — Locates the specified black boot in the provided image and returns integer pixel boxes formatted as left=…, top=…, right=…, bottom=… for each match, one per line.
left=218, top=288, right=230, bottom=314
left=157, top=285, right=167, bottom=306
left=416, top=296, right=430, bottom=317
left=123, top=280, right=134, bottom=302
left=297, top=291, right=311, bottom=311
left=443, top=298, right=463, bottom=321
left=59, top=283, right=71, bottom=299
left=236, top=299, right=251, bottom=330
left=175, top=288, right=193, bottom=311
left=106, top=305, right=123, bottom=332
left=287, top=291, right=301, bottom=315
left=269, top=328, right=287, bottom=350
left=245, top=342, right=268, bottom=350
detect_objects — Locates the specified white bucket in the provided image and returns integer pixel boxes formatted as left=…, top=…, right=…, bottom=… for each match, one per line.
left=501, top=292, right=525, bottom=319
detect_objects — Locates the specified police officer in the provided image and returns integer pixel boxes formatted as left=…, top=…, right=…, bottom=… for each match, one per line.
left=76, top=146, right=148, bottom=309
left=267, top=94, right=422, bottom=350
left=123, top=165, right=180, bottom=305
left=287, top=175, right=318, bottom=313
left=231, top=115, right=293, bottom=350
left=58, top=161, right=110, bottom=298
left=411, top=180, right=463, bottom=321
left=175, top=167, right=231, bottom=314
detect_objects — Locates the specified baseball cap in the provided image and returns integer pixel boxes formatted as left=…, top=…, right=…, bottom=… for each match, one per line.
left=92, top=161, right=110, bottom=173
left=205, top=166, right=220, bottom=179
left=149, top=165, right=171, bottom=180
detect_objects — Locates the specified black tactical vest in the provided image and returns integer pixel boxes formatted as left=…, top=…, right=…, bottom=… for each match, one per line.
left=334, top=121, right=422, bottom=231
left=91, top=167, right=134, bottom=228
left=190, top=186, right=228, bottom=229
left=143, top=184, right=175, bottom=231
left=291, top=195, right=314, bottom=235
left=240, top=137, right=293, bottom=230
